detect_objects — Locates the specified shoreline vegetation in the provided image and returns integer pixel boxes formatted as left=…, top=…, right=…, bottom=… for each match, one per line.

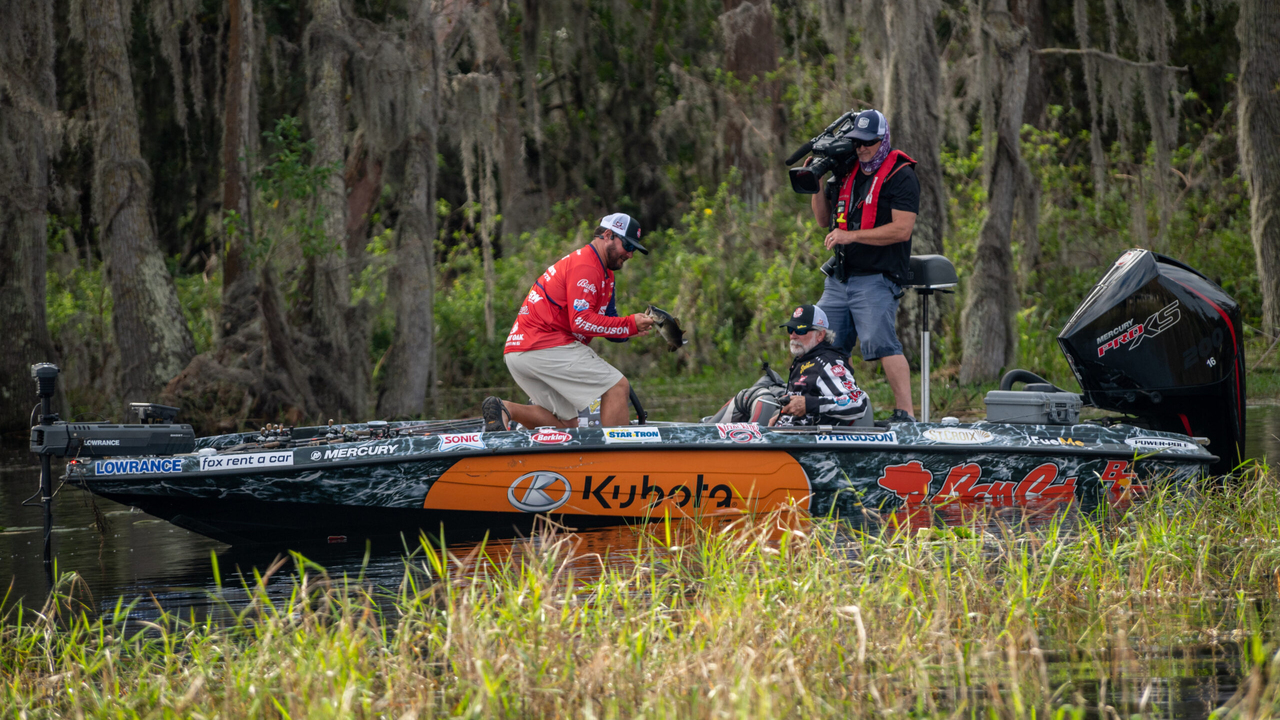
left=6, top=468, right=1280, bottom=718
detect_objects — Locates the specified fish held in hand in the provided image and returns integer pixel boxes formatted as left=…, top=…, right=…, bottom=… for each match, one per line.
left=646, top=305, right=688, bottom=352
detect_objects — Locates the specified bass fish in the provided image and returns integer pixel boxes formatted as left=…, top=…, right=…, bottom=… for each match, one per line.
left=646, top=305, right=689, bottom=352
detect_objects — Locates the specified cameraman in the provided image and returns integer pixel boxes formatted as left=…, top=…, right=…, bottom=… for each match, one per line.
left=809, top=109, right=919, bottom=424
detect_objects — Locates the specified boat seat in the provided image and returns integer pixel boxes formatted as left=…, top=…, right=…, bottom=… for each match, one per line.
left=902, top=254, right=957, bottom=424
left=903, top=254, right=958, bottom=292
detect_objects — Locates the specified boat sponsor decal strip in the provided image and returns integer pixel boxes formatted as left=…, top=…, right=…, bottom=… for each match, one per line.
left=439, top=433, right=485, bottom=452
left=1124, top=436, right=1199, bottom=451
left=310, top=444, right=397, bottom=461
left=922, top=428, right=994, bottom=444
left=95, top=458, right=184, bottom=475
left=602, top=427, right=662, bottom=444
left=530, top=429, right=574, bottom=445
left=425, top=450, right=809, bottom=517
left=200, top=451, right=294, bottom=472
left=715, top=423, right=763, bottom=443
left=816, top=432, right=897, bottom=445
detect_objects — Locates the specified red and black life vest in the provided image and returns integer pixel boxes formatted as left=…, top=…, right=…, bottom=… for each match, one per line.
left=834, top=149, right=917, bottom=231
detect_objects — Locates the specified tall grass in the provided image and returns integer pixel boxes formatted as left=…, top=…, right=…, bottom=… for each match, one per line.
left=7, top=468, right=1280, bottom=718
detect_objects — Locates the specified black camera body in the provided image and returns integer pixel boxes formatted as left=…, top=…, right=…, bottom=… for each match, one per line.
left=786, top=111, right=862, bottom=194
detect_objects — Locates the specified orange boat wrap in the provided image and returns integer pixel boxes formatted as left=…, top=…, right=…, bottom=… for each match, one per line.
left=423, top=449, right=811, bottom=518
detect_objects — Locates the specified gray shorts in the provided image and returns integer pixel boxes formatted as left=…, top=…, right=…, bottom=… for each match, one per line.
left=817, top=273, right=905, bottom=360
left=505, top=342, right=625, bottom=421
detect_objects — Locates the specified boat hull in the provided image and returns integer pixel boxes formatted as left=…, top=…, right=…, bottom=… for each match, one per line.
left=69, top=422, right=1214, bottom=547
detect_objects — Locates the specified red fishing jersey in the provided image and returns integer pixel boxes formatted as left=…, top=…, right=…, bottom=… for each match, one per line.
left=504, top=244, right=639, bottom=353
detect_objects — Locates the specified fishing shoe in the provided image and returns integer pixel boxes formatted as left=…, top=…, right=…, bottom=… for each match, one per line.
left=482, top=396, right=509, bottom=432
left=875, top=408, right=917, bottom=427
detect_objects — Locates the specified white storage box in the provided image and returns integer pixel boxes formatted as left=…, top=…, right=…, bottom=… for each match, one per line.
left=983, top=390, right=1082, bottom=425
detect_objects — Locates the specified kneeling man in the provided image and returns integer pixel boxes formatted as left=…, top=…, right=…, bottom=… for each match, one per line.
left=484, top=213, right=655, bottom=430
left=772, top=305, right=869, bottom=427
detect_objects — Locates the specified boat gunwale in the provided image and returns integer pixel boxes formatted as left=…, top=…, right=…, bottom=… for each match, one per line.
left=68, top=431, right=1217, bottom=484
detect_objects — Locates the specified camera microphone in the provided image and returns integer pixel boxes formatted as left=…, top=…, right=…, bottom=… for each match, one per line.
left=784, top=141, right=814, bottom=166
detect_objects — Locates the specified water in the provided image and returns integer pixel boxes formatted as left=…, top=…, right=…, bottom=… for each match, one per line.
left=3, top=407, right=1279, bottom=717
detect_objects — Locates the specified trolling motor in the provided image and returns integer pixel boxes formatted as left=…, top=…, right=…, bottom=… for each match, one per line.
left=28, top=364, right=196, bottom=569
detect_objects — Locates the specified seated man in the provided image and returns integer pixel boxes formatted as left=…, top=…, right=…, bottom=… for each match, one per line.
left=770, top=305, right=869, bottom=426
left=483, top=213, right=655, bottom=431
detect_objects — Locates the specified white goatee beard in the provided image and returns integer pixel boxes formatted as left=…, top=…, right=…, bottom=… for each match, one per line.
left=789, top=340, right=806, bottom=357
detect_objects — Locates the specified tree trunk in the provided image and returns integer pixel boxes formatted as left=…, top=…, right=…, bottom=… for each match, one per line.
left=1013, top=0, right=1047, bottom=128
left=83, top=0, right=196, bottom=405
left=720, top=0, right=782, bottom=206
left=959, top=4, right=1028, bottom=384
left=378, top=1, right=438, bottom=419
left=1238, top=0, right=1280, bottom=335
left=0, top=0, right=58, bottom=431
left=220, top=0, right=257, bottom=336
left=306, top=0, right=368, bottom=418
left=875, top=0, right=948, bottom=367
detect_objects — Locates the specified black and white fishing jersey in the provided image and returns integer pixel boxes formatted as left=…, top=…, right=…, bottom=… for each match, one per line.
left=775, top=341, right=869, bottom=426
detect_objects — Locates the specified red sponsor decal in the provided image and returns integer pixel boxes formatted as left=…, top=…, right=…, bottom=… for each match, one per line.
left=1100, top=459, right=1144, bottom=498
left=878, top=461, right=932, bottom=501
left=879, top=461, right=1078, bottom=503
left=831, top=365, right=846, bottom=377
left=716, top=423, right=764, bottom=443
left=328, top=535, right=347, bottom=544
left=531, top=430, right=573, bottom=445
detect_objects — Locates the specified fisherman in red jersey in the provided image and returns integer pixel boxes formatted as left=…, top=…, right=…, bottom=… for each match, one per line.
left=482, top=213, right=656, bottom=430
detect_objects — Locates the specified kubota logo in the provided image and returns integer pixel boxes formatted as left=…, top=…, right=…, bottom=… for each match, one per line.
left=508, top=471, right=572, bottom=512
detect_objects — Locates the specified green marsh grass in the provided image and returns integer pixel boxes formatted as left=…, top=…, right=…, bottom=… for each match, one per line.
left=7, top=468, right=1280, bottom=718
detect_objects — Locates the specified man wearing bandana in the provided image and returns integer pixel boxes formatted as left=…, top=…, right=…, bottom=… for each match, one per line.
left=809, top=109, right=920, bottom=424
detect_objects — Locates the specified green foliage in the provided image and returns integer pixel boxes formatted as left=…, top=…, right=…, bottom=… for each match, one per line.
left=358, top=228, right=398, bottom=380
left=249, top=116, right=343, bottom=263
left=45, top=262, right=109, bottom=348
left=173, top=271, right=221, bottom=355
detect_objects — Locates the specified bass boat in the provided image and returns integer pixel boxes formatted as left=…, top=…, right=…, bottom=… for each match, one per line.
left=31, top=250, right=1243, bottom=547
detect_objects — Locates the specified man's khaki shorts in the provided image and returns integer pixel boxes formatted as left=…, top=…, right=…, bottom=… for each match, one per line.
left=505, top=342, right=625, bottom=421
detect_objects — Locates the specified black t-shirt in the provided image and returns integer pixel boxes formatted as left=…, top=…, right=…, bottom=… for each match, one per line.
left=824, top=159, right=920, bottom=284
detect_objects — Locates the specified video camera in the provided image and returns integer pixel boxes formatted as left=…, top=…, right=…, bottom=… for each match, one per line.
left=785, top=110, right=862, bottom=195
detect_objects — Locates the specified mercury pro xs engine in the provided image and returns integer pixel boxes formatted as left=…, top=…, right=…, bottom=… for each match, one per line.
left=1058, top=250, right=1245, bottom=474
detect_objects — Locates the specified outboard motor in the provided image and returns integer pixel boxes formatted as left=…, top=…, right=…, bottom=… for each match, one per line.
left=1058, top=249, right=1245, bottom=474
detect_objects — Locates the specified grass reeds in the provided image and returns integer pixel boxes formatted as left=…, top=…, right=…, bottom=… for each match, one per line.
left=6, top=468, right=1280, bottom=718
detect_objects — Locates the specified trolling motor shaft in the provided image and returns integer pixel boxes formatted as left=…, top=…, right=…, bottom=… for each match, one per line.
left=30, top=364, right=60, bottom=574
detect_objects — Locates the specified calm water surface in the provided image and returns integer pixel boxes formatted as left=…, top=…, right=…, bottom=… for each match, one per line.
left=3, top=406, right=1278, bottom=717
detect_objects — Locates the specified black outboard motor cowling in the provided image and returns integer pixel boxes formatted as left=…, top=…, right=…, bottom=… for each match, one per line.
left=1058, top=249, right=1245, bottom=474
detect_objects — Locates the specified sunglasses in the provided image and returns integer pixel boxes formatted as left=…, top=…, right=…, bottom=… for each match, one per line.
left=610, top=231, right=641, bottom=254
left=787, top=327, right=813, bottom=336
left=853, top=137, right=882, bottom=148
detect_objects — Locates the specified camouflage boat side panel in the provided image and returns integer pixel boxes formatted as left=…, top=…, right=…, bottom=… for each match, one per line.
left=70, top=422, right=1212, bottom=516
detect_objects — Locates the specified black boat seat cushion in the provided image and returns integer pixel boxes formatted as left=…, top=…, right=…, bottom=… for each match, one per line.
left=904, top=255, right=958, bottom=290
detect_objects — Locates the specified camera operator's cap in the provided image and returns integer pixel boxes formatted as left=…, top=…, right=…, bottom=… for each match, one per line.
left=847, top=109, right=888, bottom=142
left=780, top=304, right=830, bottom=332
left=600, top=213, right=649, bottom=254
